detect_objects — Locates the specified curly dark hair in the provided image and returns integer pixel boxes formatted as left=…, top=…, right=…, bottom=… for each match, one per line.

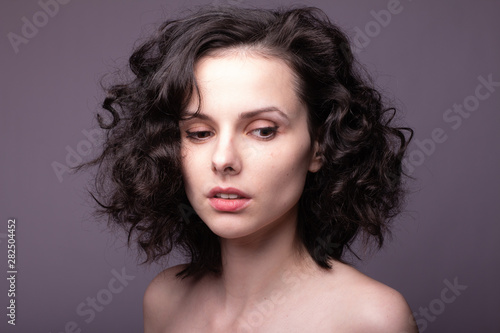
left=81, top=5, right=412, bottom=279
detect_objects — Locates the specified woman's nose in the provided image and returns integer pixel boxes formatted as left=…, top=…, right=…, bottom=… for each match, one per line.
left=211, top=133, right=241, bottom=176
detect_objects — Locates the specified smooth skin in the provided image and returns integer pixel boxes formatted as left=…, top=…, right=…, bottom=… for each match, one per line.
left=144, top=50, right=418, bottom=333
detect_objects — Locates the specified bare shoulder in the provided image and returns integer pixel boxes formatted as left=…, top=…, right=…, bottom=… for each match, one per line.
left=143, top=264, right=190, bottom=333
left=321, top=262, right=418, bottom=332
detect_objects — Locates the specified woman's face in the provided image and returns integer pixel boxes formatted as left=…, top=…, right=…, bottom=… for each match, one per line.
left=180, top=51, right=321, bottom=241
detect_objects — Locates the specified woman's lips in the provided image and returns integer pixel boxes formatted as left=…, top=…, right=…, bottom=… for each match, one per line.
left=209, top=197, right=251, bottom=212
left=208, top=187, right=251, bottom=212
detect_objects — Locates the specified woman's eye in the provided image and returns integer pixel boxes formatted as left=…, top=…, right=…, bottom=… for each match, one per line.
left=250, top=126, right=278, bottom=140
left=185, top=130, right=213, bottom=141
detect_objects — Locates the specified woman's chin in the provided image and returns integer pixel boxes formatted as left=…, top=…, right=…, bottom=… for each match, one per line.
left=205, top=220, right=257, bottom=241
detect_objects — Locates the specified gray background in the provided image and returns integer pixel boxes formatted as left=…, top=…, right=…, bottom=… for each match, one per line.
left=1, top=0, right=499, bottom=332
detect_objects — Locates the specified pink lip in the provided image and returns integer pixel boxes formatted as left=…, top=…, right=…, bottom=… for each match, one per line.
left=208, top=187, right=251, bottom=212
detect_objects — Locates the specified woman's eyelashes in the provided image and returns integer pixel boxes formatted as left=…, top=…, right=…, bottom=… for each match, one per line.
left=185, top=129, right=213, bottom=141
left=184, top=125, right=279, bottom=142
left=248, top=126, right=279, bottom=140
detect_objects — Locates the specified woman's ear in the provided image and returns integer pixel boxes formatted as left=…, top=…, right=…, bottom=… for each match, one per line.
left=308, top=141, right=323, bottom=173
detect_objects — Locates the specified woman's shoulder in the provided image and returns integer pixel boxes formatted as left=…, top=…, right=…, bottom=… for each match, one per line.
left=143, top=264, right=191, bottom=332
left=144, top=263, right=190, bottom=298
left=318, top=261, right=418, bottom=332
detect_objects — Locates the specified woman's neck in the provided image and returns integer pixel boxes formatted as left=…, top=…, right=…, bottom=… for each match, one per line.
left=213, top=207, right=314, bottom=311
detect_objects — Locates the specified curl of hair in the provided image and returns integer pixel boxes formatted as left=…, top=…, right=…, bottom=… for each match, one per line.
left=81, top=5, right=412, bottom=278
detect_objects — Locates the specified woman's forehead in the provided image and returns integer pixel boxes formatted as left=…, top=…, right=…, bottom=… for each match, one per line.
left=188, top=53, right=301, bottom=114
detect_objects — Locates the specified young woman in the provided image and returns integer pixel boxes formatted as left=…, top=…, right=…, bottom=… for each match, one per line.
left=85, top=5, right=417, bottom=332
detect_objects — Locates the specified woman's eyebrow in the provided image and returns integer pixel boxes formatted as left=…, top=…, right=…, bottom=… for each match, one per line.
left=180, top=112, right=211, bottom=121
left=182, top=107, right=290, bottom=122
left=238, top=107, right=290, bottom=122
